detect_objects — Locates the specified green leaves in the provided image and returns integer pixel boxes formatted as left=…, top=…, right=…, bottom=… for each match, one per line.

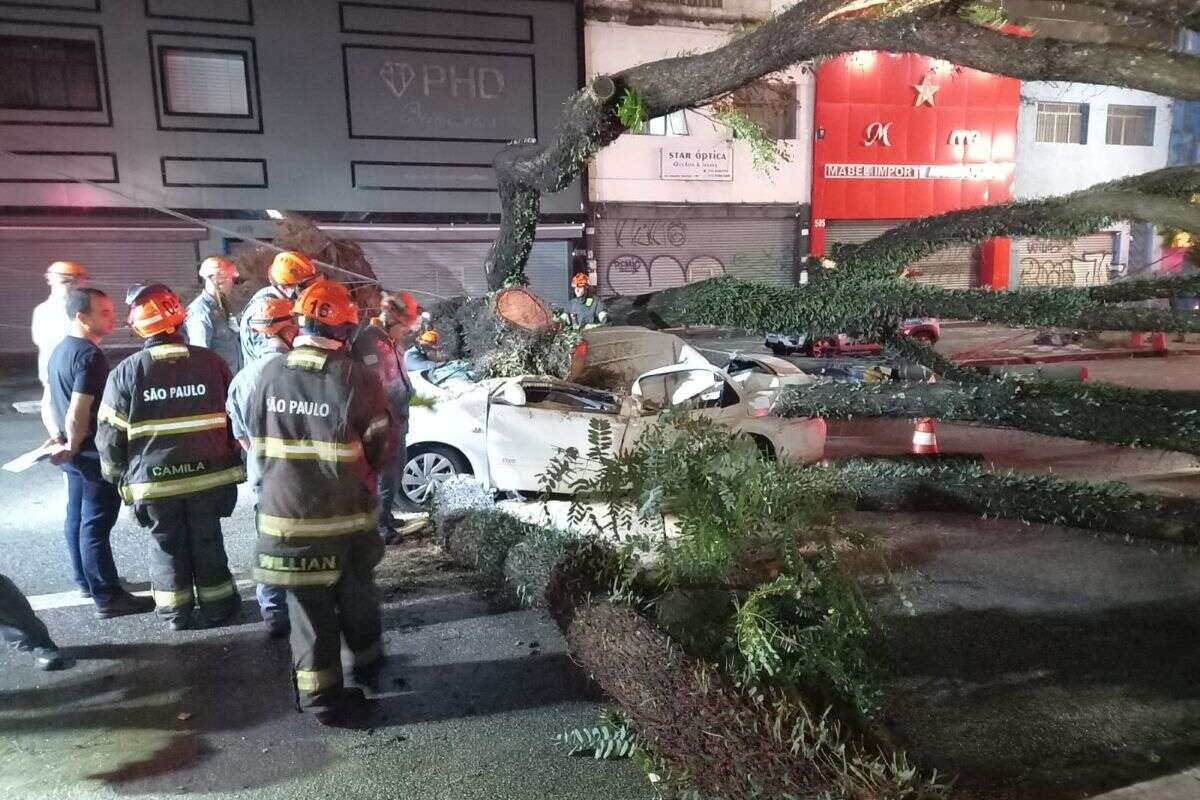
left=713, top=106, right=791, bottom=173
left=616, top=87, right=649, bottom=132
left=555, top=720, right=645, bottom=760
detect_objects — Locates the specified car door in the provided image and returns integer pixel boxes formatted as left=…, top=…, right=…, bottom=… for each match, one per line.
left=485, top=380, right=627, bottom=492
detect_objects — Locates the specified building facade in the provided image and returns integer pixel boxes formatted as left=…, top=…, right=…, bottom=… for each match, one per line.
left=584, top=0, right=813, bottom=298
left=0, top=0, right=583, bottom=353
left=1003, top=0, right=1174, bottom=285
left=809, top=50, right=1021, bottom=290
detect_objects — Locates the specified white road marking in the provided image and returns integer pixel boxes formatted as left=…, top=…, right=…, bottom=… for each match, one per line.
left=28, top=579, right=255, bottom=612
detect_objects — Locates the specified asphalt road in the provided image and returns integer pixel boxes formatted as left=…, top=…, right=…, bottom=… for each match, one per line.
left=0, top=375, right=649, bottom=800
left=4, top=333, right=1200, bottom=799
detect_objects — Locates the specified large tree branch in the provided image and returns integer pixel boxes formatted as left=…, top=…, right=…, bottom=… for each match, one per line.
left=616, top=270, right=1200, bottom=339
left=776, top=380, right=1200, bottom=455
left=485, top=2, right=1200, bottom=288
left=841, top=167, right=1200, bottom=281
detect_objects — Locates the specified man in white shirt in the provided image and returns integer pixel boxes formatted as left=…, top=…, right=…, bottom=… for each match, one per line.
left=32, top=261, right=90, bottom=437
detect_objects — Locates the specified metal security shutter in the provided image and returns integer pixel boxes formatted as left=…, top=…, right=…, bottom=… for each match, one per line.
left=1016, top=233, right=1115, bottom=288
left=2, top=239, right=199, bottom=353
left=357, top=240, right=569, bottom=305
left=592, top=206, right=797, bottom=299
left=825, top=220, right=979, bottom=289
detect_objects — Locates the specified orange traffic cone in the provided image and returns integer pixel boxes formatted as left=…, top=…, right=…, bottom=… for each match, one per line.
left=912, top=418, right=939, bottom=455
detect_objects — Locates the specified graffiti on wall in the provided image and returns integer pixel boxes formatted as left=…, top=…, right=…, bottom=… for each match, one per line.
left=604, top=252, right=727, bottom=296
left=601, top=219, right=798, bottom=296
left=1019, top=240, right=1112, bottom=287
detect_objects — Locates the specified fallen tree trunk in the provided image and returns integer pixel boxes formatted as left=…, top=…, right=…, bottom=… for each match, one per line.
left=828, top=458, right=1200, bottom=544
left=543, top=540, right=945, bottom=800
left=776, top=380, right=1200, bottom=457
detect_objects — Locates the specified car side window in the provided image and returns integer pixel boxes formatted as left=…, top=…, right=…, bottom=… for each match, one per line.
left=524, top=386, right=621, bottom=414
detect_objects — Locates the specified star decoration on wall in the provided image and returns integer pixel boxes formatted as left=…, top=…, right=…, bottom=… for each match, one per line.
left=913, top=74, right=941, bottom=107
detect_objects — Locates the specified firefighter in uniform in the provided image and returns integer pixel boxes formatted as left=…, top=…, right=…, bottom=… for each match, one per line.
left=96, top=284, right=244, bottom=631
left=563, top=272, right=608, bottom=328
left=239, top=251, right=319, bottom=365
left=245, top=278, right=392, bottom=725
left=351, top=291, right=418, bottom=542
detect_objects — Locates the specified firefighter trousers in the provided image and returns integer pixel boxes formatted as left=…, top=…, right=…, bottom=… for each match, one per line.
left=0, top=573, right=55, bottom=651
left=286, top=532, right=383, bottom=709
left=134, top=486, right=239, bottom=624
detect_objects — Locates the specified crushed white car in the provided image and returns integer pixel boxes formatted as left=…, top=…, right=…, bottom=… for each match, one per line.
left=400, top=360, right=826, bottom=507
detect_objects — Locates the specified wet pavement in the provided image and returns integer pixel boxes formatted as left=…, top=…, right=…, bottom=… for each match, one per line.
left=0, top=381, right=648, bottom=800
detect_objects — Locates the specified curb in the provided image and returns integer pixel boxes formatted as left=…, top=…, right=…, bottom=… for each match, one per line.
left=956, top=348, right=1200, bottom=368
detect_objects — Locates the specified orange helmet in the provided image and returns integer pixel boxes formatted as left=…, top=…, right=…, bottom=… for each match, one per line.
left=126, top=283, right=186, bottom=338
left=269, top=251, right=318, bottom=292
left=249, top=296, right=296, bottom=336
left=47, top=261, right=89, bottom=281
left=380, top=290, right=418, bottom=328
left=571, top=272, right=590, bottom=288
left=417, top=329, right=439, bottom=347
left=293, top=278, right=359, bottom=328
left=198, top=255, right=238, bottom=280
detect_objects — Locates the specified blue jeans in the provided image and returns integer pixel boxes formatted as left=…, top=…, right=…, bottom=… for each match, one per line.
left=256, top=583, right=287, bottom=622
left=61, top=457, right=122, bottom=606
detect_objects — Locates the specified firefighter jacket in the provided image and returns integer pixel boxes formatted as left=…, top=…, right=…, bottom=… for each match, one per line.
left=245, top=342, right=392, bottom=589
left=96, top=333, right=244, bottom=505
left=567, top=296, right=606, bottom=328
left=350, top=323, right=413, bottom=436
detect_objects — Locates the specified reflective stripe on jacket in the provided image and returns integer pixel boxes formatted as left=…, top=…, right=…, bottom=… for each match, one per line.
left=245, top=345, right=392, bottom=588
left=96, top=333, right=244, bottom=504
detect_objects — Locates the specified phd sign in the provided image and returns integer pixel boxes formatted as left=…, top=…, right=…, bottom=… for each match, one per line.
left=345, top=45, right=536, bottom=142
left=661, top=144, right=733, bottom=181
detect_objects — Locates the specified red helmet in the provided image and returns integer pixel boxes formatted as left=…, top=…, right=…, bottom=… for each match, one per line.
left=126, top=283, right=186, bottom=338
left=571, top=272, right=590, bottom=288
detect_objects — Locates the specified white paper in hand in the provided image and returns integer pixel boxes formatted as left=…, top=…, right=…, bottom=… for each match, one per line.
left=2, top=445, right=58, bottom=473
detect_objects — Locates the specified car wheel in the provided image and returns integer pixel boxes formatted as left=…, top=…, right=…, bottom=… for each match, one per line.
left=399, top=446, right=471, bottom=510
left=768, top=343, right=790, bottom=356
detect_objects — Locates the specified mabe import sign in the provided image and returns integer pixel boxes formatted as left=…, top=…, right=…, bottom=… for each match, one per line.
left=661, top=144, right=733, bottom=181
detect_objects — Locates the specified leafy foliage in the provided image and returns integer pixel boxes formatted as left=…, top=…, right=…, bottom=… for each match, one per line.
left=830, top=457, right=1200, bottom=543
left=427, top=293, right=582, bottom=380
left=712, top=106, right=791, bottom=173
left=541, top=415, right=882, bottom=715
left=556, top=708, right=648, bottom=760
left=774, top=377, right=1200, bottom=456
left=616, top=87, right=649, bottom=132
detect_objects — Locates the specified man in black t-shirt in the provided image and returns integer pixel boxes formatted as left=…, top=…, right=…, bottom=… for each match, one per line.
left=43, top=289, right=154, bottom=618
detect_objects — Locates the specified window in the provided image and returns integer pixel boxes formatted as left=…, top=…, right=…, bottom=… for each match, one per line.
left=160, top=48, right=250, bottom=116
left=0, top=35, right=100, bottom=111
left=1106, top=104, right=1156, bottom=146
left=727, top=80, right=797, bottom=139
left=1035, top=101, right=1088, bottom=144
left=642, top=109, right=689, bottom=136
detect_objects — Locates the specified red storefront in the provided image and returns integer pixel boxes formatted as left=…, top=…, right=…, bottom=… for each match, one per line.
left=810, top=50, right=1021, bottom=289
